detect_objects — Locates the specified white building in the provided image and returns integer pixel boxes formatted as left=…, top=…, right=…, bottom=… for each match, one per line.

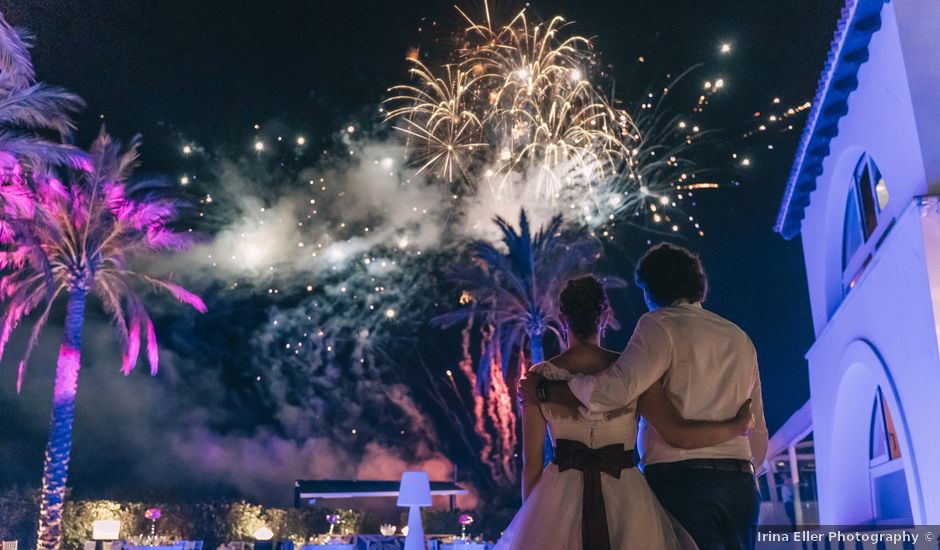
left=775, top=0, right=940, bottom=525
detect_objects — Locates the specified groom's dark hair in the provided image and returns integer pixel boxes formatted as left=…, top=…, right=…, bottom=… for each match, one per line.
left=635, top=243, right=708, bottom=307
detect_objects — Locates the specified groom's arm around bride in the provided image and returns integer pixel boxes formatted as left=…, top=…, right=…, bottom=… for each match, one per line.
left=522, top=243, right=768, bottom=550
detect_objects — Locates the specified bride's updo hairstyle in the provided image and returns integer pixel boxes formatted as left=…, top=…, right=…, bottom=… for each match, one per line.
left=559, top=276, right=609, bottom=339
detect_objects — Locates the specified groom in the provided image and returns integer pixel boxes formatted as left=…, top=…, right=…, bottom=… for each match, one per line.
left=521, top=243, right=768, bottom=550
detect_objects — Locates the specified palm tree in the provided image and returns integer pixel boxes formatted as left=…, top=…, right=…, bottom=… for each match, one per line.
left=437, top=209, right=615, bottom=370
left=0, top=14, right=85, bottom=170
left=434, top=209, right=622, bottom=476
left=0, top=129, right=206, bottom=550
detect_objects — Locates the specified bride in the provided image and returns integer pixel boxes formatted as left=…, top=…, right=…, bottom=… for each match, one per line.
left=494, top=276, right=752, bottom=550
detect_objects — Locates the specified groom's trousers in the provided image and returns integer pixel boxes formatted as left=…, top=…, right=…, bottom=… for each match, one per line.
left=644, top=459, right=760, bottom=550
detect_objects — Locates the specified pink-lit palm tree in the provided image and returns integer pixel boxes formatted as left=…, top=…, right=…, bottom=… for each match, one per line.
left=0, top=129, right=206, bottom=550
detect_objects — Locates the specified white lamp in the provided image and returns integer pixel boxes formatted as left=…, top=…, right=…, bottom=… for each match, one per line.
left=397, top=471, right=432, bottom=550
left=253, top=527, right=274, bottom=541
left=92, top=520, right=121, bottom=541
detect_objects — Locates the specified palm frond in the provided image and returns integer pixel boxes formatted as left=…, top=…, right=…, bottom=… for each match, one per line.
left=0, top=83, right=84, bottom=134
left=145, top=312, right=158, bottom=375
left=0, top=16, right=35, bottom=88
left=88, top=129, right=142, bottom=182
left=15, top=284, right=64, bottom=393
left=0, top=131, right=88, bottom=169
left=0, top=273, right=47, bottom=364
left=137, top=275, right=208, bottom=313
left=96, top=271, right=130, bottom=349
left=431, top=307, right=477, bottom=329
left=122, top=315, right=141, bottom=375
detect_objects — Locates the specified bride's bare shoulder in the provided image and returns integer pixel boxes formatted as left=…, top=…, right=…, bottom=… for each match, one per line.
left=548, top=346, right=620, bottom=375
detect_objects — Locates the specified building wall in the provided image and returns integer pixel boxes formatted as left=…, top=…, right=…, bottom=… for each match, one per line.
left=789, top=0, right=940, bottom=526
left=806, top=202, right=940, bottom=523
left=799, top=1, right=927, bottom=332
left=802, top=0, right=940, bottom=524
left=893, top=0, right=940, bottom=188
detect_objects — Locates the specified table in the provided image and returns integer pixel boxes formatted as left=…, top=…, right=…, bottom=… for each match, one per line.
left=298, top=545, right=354, bottom=550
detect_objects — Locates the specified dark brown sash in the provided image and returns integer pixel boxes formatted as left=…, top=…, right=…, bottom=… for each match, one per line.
left=552, top=439, right=636, bottom=550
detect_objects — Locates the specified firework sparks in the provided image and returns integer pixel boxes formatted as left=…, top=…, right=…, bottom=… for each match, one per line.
left=385, top=3, right=633, bottom=200
left=384, top=1, right=728, bottom=235
left=385, top=63, right=487, bottom=183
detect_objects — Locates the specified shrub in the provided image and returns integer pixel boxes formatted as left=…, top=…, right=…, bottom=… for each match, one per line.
left=0, top=490, right=512, bottom=548
left=0, top=487, right=39, bottom=548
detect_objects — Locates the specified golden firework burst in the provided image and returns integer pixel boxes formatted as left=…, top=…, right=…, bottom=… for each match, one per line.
left=385, top=2, right=634, bottom=197
left=385, top=61, right=488, bottom=183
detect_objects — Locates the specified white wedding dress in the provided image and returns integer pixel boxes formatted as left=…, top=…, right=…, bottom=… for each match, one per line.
left=494, top=361, right=696, bottom=550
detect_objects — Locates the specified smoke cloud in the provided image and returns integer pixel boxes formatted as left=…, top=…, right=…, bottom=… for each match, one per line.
left=3, top=115, right=623, bottom=506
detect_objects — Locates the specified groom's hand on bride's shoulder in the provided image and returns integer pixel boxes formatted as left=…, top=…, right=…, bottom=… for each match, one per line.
left=517, top=372, right=544, bottom=407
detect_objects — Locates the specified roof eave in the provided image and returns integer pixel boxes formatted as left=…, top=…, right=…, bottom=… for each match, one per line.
left=775, top=0, right=888, bottom=239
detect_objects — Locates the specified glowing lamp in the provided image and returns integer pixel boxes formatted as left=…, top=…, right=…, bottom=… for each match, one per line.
left=326, top=514, right=340, bottom=537
left=458, top=514, right=474, bottom=539
left=92, top=520, right=121, bottom=540
left=253, top=527, right=274, bottom=541
left=397, top=471, right=431, bottom=550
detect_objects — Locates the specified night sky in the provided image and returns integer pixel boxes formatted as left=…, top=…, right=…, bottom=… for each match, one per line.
left=0, top=0, right=842, bottom=503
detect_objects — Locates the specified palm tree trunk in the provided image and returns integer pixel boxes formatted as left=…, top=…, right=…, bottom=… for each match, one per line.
left=527, top=334, right=554, bottom=464
left=36, top=288, right=86, bottom=550
left=529, top=332, right=544, bottom=365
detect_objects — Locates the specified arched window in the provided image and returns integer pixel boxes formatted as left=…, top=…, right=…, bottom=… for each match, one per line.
left=868, top=388, right=911, bottom=523
left=843, top=187, right=864, bottom=271
left=869, top=388, right=901, bottom=463
left=842, top=154, right=890, bottom=293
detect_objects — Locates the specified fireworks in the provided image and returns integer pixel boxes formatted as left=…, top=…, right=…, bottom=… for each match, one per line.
left=152, top=2, right=812, bottom=500
left=385, top=63, right=487, bottom=183
left=742, top=99, right=811, bottom=138
left=385, top=4, right=633, bottom=200
left=458, top=7, right=630, bottom=195
left=384, top=1, right=726, bottom=234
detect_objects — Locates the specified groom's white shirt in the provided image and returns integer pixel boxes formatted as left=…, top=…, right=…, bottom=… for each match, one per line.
left=569, top=302, right=768, bottom=469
